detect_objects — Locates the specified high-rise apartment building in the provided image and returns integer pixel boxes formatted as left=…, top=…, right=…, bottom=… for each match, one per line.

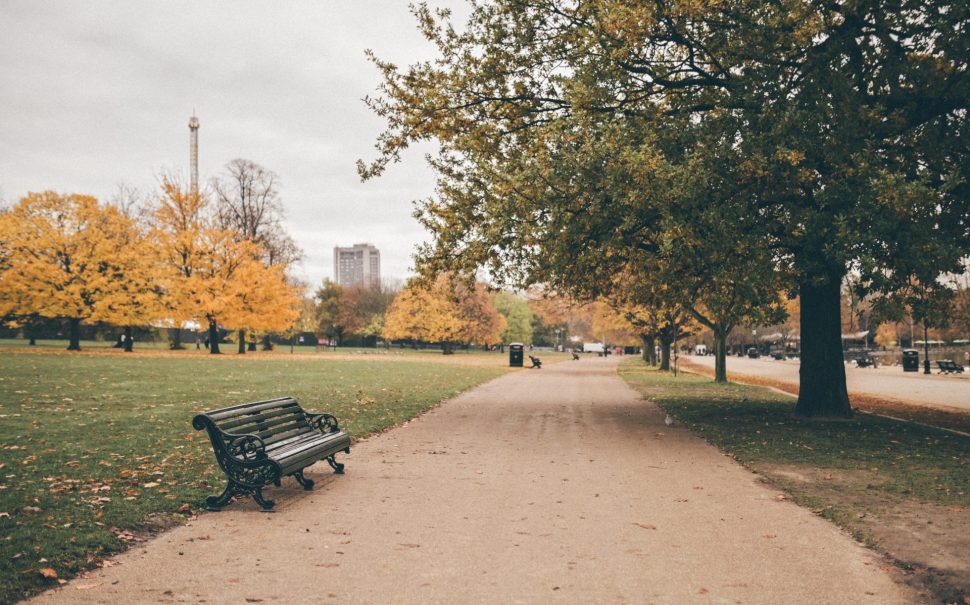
left=333, top=243, right=381, bottom=289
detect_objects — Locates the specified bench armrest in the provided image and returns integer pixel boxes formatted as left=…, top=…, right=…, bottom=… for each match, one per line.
left=192, top=414, right=267, bottom=461
left=227, top=434, right=268, bottom=461
left=306, top=412, right=341, bottom=434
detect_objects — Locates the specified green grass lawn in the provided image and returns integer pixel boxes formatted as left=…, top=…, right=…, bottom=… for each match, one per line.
left=619, top=360, right=968, bottom=506
left=0, top=350, right=510, bottom=603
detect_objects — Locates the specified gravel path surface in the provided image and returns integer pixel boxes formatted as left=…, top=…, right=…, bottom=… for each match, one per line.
left=31, top=357, right=919, bottom=604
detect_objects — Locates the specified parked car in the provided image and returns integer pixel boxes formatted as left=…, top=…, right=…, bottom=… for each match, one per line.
left=746, top=347, right=761, bottom=359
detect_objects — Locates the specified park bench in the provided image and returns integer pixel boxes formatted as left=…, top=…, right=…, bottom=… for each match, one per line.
left=192, top=396, right=351, bottom=511
left=936, top=360, right=965, bottom=374
left=529, top=355, right=542, bottom=368
left=855, top=356, right=876, bottom=368
left=571, top=352, right=580, bottom=360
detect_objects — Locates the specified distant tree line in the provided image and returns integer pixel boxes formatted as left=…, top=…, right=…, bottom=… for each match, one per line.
left=0, top=160, right=302, bottom=353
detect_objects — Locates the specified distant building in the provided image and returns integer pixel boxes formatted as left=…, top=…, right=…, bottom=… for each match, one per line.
left=333, top=243, right=381, bottom=288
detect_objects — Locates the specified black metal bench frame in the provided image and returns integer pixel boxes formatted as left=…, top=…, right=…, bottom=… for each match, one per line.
left=192, top=396, right=350, bottom=511
left=529, top=355, right=542, bottom=368
left=936, top=360, right=965, bottom=374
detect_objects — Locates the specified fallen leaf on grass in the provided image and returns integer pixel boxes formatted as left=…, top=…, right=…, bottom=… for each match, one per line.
left=39, top=567, right=58, bottom=579
left=142, top=482, right=159, bottom=488
left=634, top=523, right=657, bottom=530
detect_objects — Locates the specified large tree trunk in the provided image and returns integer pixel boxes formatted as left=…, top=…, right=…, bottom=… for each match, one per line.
left=238, top=330, right=246, bottom=354
left=209, top=320, right=221, bottom=354
left=640, top=334, right=656, bottom=365
left=262, top=335, right=273, bottom=351
left=170, top=327, right=184, bottom=350
left=795, top=272, right=852, bottom=417
left=713, top=325, right=729, bottom=383
left=123, top=325, right=134, bottom=352
left=659, top=335, right=672, bottom=371
left=67, top=318, right=81, bottom=351
left=442, top=342, right=454, bottom=355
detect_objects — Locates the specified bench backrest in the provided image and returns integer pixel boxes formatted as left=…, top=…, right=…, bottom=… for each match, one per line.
left=193, top=397, right=313, bottom=448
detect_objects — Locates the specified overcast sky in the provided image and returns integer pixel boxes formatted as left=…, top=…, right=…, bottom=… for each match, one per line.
left=0, top=1, right=466, bottom=288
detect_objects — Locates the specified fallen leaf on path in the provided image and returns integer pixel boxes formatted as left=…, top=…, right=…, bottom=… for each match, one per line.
left=698, top=587, right=709, bottom=594
left=764, top=534, right=777, bottom=539
left=315, top=563, right=339, bottom=568
left=634, top=523, right=657, bottom=530
left=775, top=494, right=787, bottom=501
left=397, top=543, right=421, bottom=548
left=76, top=583, right=103, bottom=590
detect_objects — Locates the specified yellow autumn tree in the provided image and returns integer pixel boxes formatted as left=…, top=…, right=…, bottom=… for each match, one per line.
left=0, top=192, right=160, bottom=350
left=189, top=227, right=299, bottom=354
left=383, top=276, right=504, bottom=353
left=150, top=177, right=208, bottom=349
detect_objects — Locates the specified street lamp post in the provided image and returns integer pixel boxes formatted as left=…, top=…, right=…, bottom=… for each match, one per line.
left=923, top=321, right=931, bottom=374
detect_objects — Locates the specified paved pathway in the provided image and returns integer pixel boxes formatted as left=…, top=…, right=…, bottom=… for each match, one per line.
left=685, top=355, right=969, bottom=412
left=32, top=358, right=920, bottom=604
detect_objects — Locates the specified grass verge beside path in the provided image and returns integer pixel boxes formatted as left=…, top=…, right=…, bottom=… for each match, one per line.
left=618, top=360, right=969, bottom=604
left=0, top=351, right=509, bottom=604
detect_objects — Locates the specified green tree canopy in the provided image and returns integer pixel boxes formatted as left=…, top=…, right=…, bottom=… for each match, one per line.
left=363, top=0, right=969, bottom=417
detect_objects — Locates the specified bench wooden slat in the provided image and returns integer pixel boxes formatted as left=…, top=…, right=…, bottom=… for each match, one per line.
left=216, top=405, right=303, bottom=431
left=206, top=398, right=300, bottom=421
left=228, top=412, right=310, bottom=439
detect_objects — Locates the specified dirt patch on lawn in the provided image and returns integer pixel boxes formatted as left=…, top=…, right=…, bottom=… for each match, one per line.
left=757, top=464, right=970, bottom=604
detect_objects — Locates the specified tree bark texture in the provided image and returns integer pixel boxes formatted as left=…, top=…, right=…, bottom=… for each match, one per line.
left=659, top=336, right=672, bottom=371
left=209, top=320, right=221, bottom=354
left=713, top=326, right=728, bottom=383
left=795, top=274, right=852, bottom=417
left=640, top=334, right=656, bottom=365
left=170, top=327, right=184, bottom=350
left=238, top=330, right=246, bottom=354
left=67, top=318, right=81, bottom=351
left=123, top=326, right=134, bottom=352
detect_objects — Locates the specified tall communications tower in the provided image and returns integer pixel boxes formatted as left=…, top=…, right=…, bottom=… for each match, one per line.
left=188, top=114, right=200, bottom=194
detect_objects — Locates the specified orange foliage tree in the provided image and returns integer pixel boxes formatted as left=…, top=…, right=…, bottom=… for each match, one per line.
left=383, top=276, right=504, bottom=353
left=0, top=192, right=162, bottom=351
left=152, top=179, right=299, bottom=354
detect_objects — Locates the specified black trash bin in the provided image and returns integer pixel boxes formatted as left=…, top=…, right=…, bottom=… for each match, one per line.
left=901, top=349, right=919, bottom=372
left=509, top=343, right=524, bottom=367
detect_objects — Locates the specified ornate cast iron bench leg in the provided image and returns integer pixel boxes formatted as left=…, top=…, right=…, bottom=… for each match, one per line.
left=327, top=455, right=345, bottom=474
left=206, top=479, right=276, bottom=511
left=293, top=470, right=315, bottom=490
